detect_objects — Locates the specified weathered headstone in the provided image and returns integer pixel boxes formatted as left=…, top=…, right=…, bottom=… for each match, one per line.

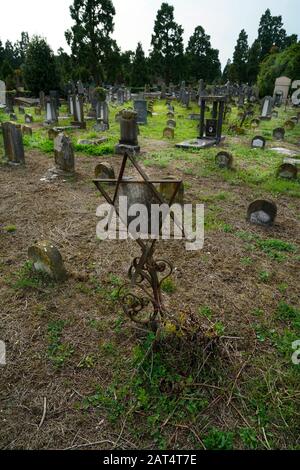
left=273, top=76, right=291, bottom=104
left=28, top=241, right=67, bottom=281
left=273, top=127, right=285, bottom=140
left=250, top=118, right=260, bottom=129
left=39, top=91, right=45, bottom=110
left=54, top=133, right=75, bottom=173
left=260, top=96, right=273, bottom=120
left=291, top=87, right=300, bottom=106
left=251, top=136, right=266, bottom=149
left=163, top=127, right=174, bottom=139
left=21, top=125, right=32, bottom=137
left=45, top=98, right=58, bottom=124
left=115, top=109, right=140, bottom=154
left=95, top=101, right=109, bottom=131
left=25, top=114, right=33, bottom=124
left=2, top=122, right=25, bottom=165
left=215, top=151, right=233, bottom=169
left=134, top=100, right=148, bottom=125
left=0, top=80, right=6, bottom=108
left=71, top=95, right=86, bottom=129
left=94, top=162, right=115, bottom=180
left=272, top=110, right=278, bottom=118
left=247, top=200, right=277, bottom=227
left=284, top=120, right=295, bottom=130
left=167, top=119, right=176, bottom=128
left=277, top=163, right=298, bottom=180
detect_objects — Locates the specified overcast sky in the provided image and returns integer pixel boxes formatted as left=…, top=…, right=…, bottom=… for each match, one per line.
left=0, top=0, right=299, bottom=68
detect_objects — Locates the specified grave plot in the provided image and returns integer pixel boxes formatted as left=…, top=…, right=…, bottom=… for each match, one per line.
left=0, top=93, right=300, bottom=452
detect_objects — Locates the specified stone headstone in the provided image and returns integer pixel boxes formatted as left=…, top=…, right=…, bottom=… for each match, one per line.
left=260, top=96, right=273, bottom=119
left=277, top=163, right=298, bottom=180
left=134, top=100, right=148, bottom=125
left=273, top=76, right=291, bottom=104
left=163, top=127, right=174, bottom=139
left=45, top=98, right=58, bottom=124
left=251, top=136, right=266, bottom=149
left=19, top=106, right=25, bottom=114
left=54, top=133, right=75, bottom=173
left=95, top=101, right=109, bottom=130
left=215, top=151, right=233, bottom=169
left=0, top=80, right=6, bottom=108
left=35, top=107, right=42, bottom=116
left=273, top=128, right=285, bottom=140
left=290, top=116, right=298, bottom=124
left=48, top=128, right=60, bottom=140
left=2, top=122, right=25, bottom=165
left=272, top=110, right=278, bottom=118
left=167, top=111, right=175, bottom=119
left=115, top=109, right=140, bottom=155
left=167, top=119, right=176, bottom=128
left=39, top=91, right=45, bottom=110
left=25, top=114, right=33, bottom=124
left=94, top=162, right=115, bottom=180
left=250, top=118, right=260, bottom=129
left=21, top=125, right=32, bottom=137
left=247, top=200, right=277, bottom=227
left=71, top=95, right=86, bottom=129
left=28, top=241, right=67, bottom=281
left=77, top=81, right=85, bottom=96
left=284, top=120, right=295, bottom=130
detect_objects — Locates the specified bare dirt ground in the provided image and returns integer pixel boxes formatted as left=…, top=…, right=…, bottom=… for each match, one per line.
left=0, top=141, right=299, bottom=449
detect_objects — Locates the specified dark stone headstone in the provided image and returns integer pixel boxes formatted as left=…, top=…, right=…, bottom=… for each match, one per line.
left=251, top=136, right=266, bottom=149
left=273, top=128, right=285, bottom=140
left=134, top=100, right=148, bottom=125
left=247, top=200, right=277, bottom=227
left=115, top=109, right=140, bottom=154
left=54, top=133, right=75, bottom=173
left=277, top=163, right=297, bottom=180
left=215, top=151, right=233, bottom=169
left=2, top=122, right=25, bottom=165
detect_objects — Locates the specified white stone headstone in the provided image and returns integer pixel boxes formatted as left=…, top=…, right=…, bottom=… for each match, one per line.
left=0, top=80, right=6, bottom=108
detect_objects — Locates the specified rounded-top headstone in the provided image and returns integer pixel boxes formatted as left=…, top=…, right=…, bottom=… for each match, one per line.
left=273, top=127, right=285, bottom=140
left=284, top=120, right=295, bottom=130
left=290, top=116, right=299, bottom=124
left=160, top=176, right=184, bottom=205
left=247, top=200, right=277, bottom=227
left=250, top=118, right=260, bottom=129
left=167, top=119, right=176, bottom=128
left=277, top=163, right=298, bottom=180
left=251, top=136, right=266, bottom=149
left=28, top=241, right=67, bottom=281
left=215, top=151, right=233, bottom=170
left=163, top=127, right=174, bottom=139
left=94, top=162, right=115, bottom=180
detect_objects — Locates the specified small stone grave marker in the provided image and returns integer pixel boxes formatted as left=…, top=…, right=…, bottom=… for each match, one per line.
left=25, top=114, right=33, bottom=124
left=251, top=136, right=266, bottom=149
left=273, top=128, right=285, bottom=140
left=28, top=241, right=67, bottom=281
left=247, top=200, right=277, bottom=227
left=159, top=177, right=184, bottom=205
left=284, top=120, right=295, bottom=130
left=277, top=163, right=298, bottom=180
left=94, top=162, right=115, bottom=180
left=215, top=151, right=233, bottom=169
left=163, top=127, right=174, bottom=139
left=167, top=119, right=176, bottom=128
left=21, top=125, right=32, bottom=136
left=250, top=118, right=260, bottom=129
left=54, top=133, right=75, bottom=174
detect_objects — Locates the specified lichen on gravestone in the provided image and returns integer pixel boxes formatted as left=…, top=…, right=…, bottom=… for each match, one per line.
left=28, top=241, right=67, bottom=281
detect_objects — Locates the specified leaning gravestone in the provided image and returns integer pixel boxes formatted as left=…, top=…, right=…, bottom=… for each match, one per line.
left=94, top=162, right=115, bottom=180
left=251, top=136, right=266, bottom=149
left=71, top=95, right=86, bottom=129
left=247, top=200, right=277, bottom=227
left=0, top=80, right=6, bottom=108
left=277, top=163, right=298, bottom=180
left=2, top=122, right=25, bottom=165
left=28, top=241, right=67, bottom=281
left=260, top=96, right=273, bottom=120
left=134, top=100, right=148, bottom=125
left=273, top=127, right=285, bottom=140
left=54, top=133, right=75, bottom=174
left=215, top=151, right=233, bottom=169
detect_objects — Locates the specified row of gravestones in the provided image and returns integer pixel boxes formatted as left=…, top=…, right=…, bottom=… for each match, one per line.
left=215, top=149, right=299, bottom=180
left=163, top=101, right=176, bottom=139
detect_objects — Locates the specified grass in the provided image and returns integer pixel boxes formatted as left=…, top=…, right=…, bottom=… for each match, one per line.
left=47, top=320, right=74, bottom=368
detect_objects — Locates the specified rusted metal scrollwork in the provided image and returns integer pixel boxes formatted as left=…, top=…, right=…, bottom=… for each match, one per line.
left=118, top=254, right=173, bottom=328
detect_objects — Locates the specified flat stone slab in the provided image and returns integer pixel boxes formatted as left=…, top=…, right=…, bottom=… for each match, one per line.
left=283, top=157, right=300, bottom=167
left=77, top=138, right=108, bottom=145
left=270, top=147, right=298, bottom=157
left=176, top=137, right=225, bottom=150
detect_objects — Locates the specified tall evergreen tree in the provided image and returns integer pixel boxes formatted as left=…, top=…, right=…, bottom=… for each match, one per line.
left=131, top=42, right=149, bottom=87
left=150, top=2, right=184, bottom=84
left=65, top=0, right=116, bottom=84
left=186, top=26, right=221, bottom=82
left=247, top=39, right=261, bottom=84
left=258, top=9, right=287, bottom=60
left=23, top=36, right=59, bottom=94
left=232, top=29, right=249, bottom=83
